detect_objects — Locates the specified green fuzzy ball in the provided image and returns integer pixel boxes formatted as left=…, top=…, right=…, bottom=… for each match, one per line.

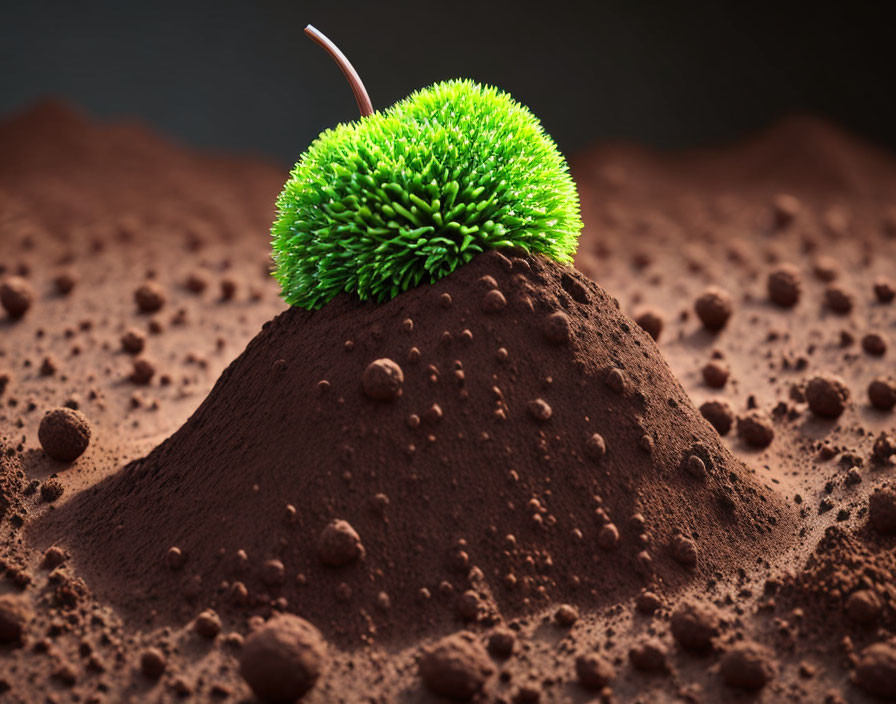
left=272, top=79, right=582, bottom=309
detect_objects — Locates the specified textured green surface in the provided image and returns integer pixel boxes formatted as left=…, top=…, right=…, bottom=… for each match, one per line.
left=272, top=79, right=582, bottom=309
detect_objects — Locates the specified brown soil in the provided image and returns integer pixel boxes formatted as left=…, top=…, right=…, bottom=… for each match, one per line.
left=0, top=104, right=894, bottom=703
left=36, top=248, right=789, bottom=648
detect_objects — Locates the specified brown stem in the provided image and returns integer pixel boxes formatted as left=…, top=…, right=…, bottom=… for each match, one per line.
left=304, top=24, right=373, bottom=118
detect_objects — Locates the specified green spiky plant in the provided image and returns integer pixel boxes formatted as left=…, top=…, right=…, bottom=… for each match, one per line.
left=272, top=26, right=582, bottom=309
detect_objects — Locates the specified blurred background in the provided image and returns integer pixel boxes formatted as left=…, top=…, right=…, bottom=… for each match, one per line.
left=2, top=0, right=894, bottom=164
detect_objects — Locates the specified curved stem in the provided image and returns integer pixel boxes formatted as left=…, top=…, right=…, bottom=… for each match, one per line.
left=305, top=24, right=373, bottom=118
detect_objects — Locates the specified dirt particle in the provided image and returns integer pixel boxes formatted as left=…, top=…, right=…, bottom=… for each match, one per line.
left=868, top=378, right=896, bottom=411
left=575, top=653, right=615, bottom=690
left=375, top=591, right=391, bottom=610
left=824, top=285, right=854, bottom=314
left=140, top=648, right=166, bottom=679
left=170, top=677, right=192, bottom=696
left=845, top=589, right=882, bottom=624
left=513, top=684, right=540, bottom=703
left=685, top=455, right=707, bottom=479
left=853, top=642, right=896, bottom=700
left=134, top=282, right=166, bottom=313
left=39, top=356, right=57, bottom=376
left=812, top=256, right=840, bottom=282
left=0, top=276, right=34, bottom=318
left=0, top=595, right=30, bottom=644
left=597, top=523, right=619, bottom=550
left=130, top=357, right=156, bottom=385
left=487, top=629, right=515, bottom=659
left=185, top=272, right=207, bottom=293
left=702, top=361, right=730, bottom=388
left=38, top=407, right=91, bottom=462
left=527, top=398, right=552, bottom=423
left=422, top=403, right=443, bottom=425
left=720, top=641, right=775, bottom=690
left=634, top=309, right=663, bottom=341
left=40, top=478, right=64, bottom=502
left=639, top=434, right=654, bottom=454
left=239, top=614, right=326, bottom=702
left=869, top=485, right=896, bottom=534
left=585, top=433, right=606, bottom=461
left=419, top=631, right=492, bottom=701
left=670, top=600, right=721, bottom=652
left=53, top=661, right=78, bottom=686
left=671, top=534, right=698, bottom=567
left=121, top=329, right=145, bottom=354
left=636, top=591, right=661, bottom=614
left=166, top=546, right=186, bottom=570
left=261, top=559, right=286, bottom=587
left=317, top=519, right=364, bottom=566
left=220, top=278, right=237, bottom=300
left=194, top=609, right=222, bottom=638
left=230, top=581, right=249, bottom=606
left=41, top=546, right=68, bottom=570
left=53, top=270, right=77, bottom=295
left=478, top=275, right=498, bottom=290
left=737, top=411, right=775, bottom=448
left=772, top=193, right=801, bottom=228
left=695, top=287, right=733, bottom=331
left=543, top=311, right=571, bottom=344
left=861, top=333, right=887, bottom=357
left=629, top=638, right=668, bottom=672
left=554, top=604, right=579, bottom=627
left=699, top=399, right=734, bottom=435
left=767, top=265, right=802, bottom=308
left=873, top=433, right=896, bottom=462
left=605, top=368, right=627, bottom=394
left=361, top=359, right=403, bottom=401
left=806, top=375, right=850, bottom=418
left=481, top=289, right=507, bottom=313
left=873, top=277, right=895, bottom=303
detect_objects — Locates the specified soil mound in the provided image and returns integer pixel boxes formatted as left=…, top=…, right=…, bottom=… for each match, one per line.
left=37, top=251, right=790, bottom=645
left=0, top=100, right=279, bottom=237
left=779, top=524, right=896, bottom=634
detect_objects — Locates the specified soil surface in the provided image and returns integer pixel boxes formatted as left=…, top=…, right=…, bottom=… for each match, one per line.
left=1, top=103, right=895, bottom=703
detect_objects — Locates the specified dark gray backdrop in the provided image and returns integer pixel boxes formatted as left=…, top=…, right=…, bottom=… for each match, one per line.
left=2, top=1, right=894, bottom=164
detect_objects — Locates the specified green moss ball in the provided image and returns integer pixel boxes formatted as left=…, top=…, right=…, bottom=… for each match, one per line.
left=272, top=79, right=582, bottom=309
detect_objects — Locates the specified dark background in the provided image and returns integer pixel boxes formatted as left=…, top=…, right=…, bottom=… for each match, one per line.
left=2, top=1, right=894, bottom=165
